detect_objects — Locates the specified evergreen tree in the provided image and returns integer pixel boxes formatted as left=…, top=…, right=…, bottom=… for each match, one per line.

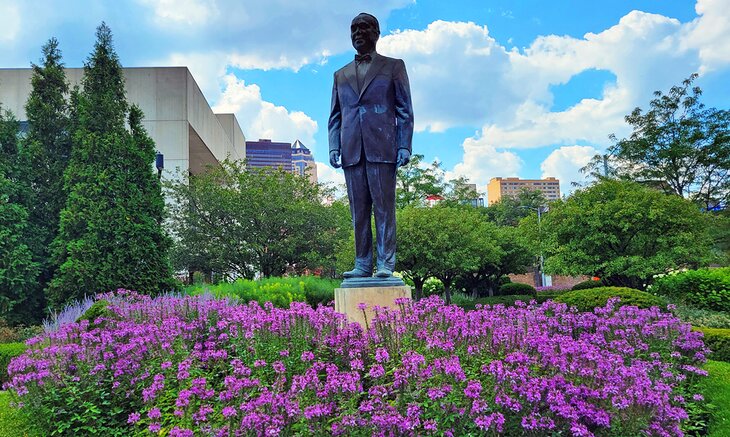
left=48, top=23, right=172, bottom=308
left=17, top=38, right=72, bottom=319
left=0, top=107, right=39, bottom=324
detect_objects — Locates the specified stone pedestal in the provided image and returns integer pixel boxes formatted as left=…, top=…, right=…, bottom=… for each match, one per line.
left=335, top=285, right=411, bottom=329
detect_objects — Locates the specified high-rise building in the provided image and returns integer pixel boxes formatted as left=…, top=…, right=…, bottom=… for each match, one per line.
left=487, top=177, right=560, bottom=205
left=245, top=139, right=293, bottom=170
left=0, top=67, right=246, bottom=179
left=291, top=139, right=318, bottom=184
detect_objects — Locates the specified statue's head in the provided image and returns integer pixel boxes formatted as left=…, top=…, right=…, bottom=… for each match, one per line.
left=351, top=13, right=380, bottom=54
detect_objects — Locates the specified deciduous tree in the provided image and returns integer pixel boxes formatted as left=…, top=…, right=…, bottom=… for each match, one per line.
left=539, top=179, right=713, bottom=289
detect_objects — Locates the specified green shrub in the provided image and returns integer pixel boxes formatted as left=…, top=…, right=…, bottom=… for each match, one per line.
left=0, top=342, right=27, bottom=385
left=695, top=327, right=730, bottom=363
left=458, top=295, right=535, bottom=310
left=186, top=276, right=339, bottom=309
left=554, top=287, right=665, bottom=312
left=76, top=299, right=115, bottom=325
left=671, top=302, right=730, bottom=329
left=499, top=282, right=536, bottom=296
left=571, top=278, right=605, bottom=290
left=422, top=277, right=445, bottom=298
left=534, top=290, right=569, bottom=304
left=650, top=268, right=730, bottom=312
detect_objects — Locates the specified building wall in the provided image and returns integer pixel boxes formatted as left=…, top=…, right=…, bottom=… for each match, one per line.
left=487, top=177, right=561, bottom=205
left=0, top=67, right=245, bottom=180
left=246, top=139, right=293, bottom=170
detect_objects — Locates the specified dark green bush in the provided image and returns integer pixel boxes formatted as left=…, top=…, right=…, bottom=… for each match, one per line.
left=571, top=279, right=605, bottom=290
left=651, top=268, right=730, bottom=313
left=186, top=276, right=339, bottom=308
left=535, top=290, right=569, bottom=304
left=695, top=327, right=730, bottom=362
left=554, top=287, right=665, bottom=312
left=0, top=342, right=27, bottom=385
left=459, top=295, right=535, bottom=310
left=76, top=300, right=116, bottom=326
left=499, top=282, right=536, bottom=296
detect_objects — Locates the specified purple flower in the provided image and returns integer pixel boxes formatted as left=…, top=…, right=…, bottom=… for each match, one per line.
left=127, top=412, right=141, bottom=424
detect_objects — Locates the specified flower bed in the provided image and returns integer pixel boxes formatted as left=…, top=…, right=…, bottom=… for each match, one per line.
left=5, top=290, right=708, bottom=436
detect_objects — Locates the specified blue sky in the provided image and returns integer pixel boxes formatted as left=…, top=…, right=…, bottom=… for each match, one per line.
left=0, top=0, right=728, bottom=196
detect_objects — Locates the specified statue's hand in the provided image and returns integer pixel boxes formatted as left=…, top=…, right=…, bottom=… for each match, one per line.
left=396, top=149, right=411, bottom=168
left=329, top=150, right=342, bottom=169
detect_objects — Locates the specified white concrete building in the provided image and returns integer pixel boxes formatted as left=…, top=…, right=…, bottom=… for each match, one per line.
left=0, top=67, right=245, bottom=177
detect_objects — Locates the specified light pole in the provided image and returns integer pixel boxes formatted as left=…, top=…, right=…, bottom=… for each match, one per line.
left=155, top=152, right=164, bottom=180
left=520, top=205, right=546, bottom=287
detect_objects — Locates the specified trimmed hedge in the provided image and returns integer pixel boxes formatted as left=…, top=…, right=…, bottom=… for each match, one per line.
left=696, top=327, right=730, bottom=363
left=571, top=279, right=605, bottom=290
left=459, top=295, right=535, bottom=310
left=499, top=282, right=536, bottom=296
left=554, top=287, right=665, bottom=312
left=651, top=268, right=730, bottom=313
left=0, top=342, right=27, bottom=385
left=76, top=299, right=115, bottom=326
left=535, top=290, right=568, bottom=304
left=186, top=276, right=339, bottom=308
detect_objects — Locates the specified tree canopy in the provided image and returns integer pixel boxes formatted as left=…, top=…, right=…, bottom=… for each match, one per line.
left=539, top=179, right=713, bottom=289
left=167, top=160, right=350, bottom=280
left=595, top=74, right=729, bottom=209
left=47, top=24, right=172, bottom=308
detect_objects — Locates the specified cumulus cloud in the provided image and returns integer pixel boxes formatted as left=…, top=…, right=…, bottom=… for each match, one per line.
left=316, top=162, right=346, bottom=191
left=380, top=5, right=729, bottom=192
left=447, top=136, right=523, bottom=192
left=682, top=0, right=730, bottom=72
left=0, top=2, right=21, bottom=43
left=379, top=21, right=522, bottom=132
left=135, top=0, right=413, bottom=71
left=137, top=0, right=219, bottom=27
left=540, top=145, right=600, bottom=195
left=213, top=74, right=318, bottom=146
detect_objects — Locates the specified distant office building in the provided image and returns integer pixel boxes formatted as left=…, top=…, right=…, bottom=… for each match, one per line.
left=0, top=67, right=246, bottom=178
left=487, top=177, right=560, bottom=205
left=291, top=139, right=318, bottom=184
left=455, top=182, right=484, bottom=207
left=245, top=139, right=293, bottom=170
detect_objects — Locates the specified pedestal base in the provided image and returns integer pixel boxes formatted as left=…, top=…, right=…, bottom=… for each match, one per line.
left=335, top=285, right=411, bottom=329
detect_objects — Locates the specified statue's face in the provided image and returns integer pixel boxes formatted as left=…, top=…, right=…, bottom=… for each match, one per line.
left=351, top=15, right=379, bottom=54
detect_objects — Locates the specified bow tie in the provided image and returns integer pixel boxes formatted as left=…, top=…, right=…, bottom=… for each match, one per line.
left=355, top=53, right=372, bottom=63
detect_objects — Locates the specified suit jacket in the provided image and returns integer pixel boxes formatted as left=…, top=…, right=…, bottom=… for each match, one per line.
left=328, top=53, right=414, bottom=168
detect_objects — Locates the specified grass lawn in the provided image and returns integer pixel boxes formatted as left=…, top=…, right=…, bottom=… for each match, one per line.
left=0, top=390, right=39, bottom=437
left=1, top=362, right=728, bottom=436
left=703, top=360, right=730, bottom=437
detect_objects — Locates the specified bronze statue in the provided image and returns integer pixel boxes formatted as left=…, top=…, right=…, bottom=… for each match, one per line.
left=328, top=12, right=414, bottom=279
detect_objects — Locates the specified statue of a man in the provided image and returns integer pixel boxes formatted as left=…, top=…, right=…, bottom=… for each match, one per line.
left=328, top=12, right=414, bottom=278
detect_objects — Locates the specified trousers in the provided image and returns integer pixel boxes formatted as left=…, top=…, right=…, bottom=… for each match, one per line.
left=343, top=159, right=397, bottom=272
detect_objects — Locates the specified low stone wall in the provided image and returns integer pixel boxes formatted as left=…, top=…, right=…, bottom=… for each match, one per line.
left=508, top=269, right=589, bottom=289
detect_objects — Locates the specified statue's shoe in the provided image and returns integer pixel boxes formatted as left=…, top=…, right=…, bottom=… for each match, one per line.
left=375, top=268, right=393, bottom=278
left=343, top=268, right=372, bottom=278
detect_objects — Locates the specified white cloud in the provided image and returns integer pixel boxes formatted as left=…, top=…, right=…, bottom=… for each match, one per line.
left=137, top=0, right=219, bottom=27
left=316, top=161, right=346, bottom=191
left=447, top=136, right=523, bottom=192
left=213, top=74, right=318, bottom=146
left=540, top=145, right=600, bottom=195
left=379, top=21, right=521, bottom=132
left=0, top=2, right=21, bottom=43
left=136, top=0, right=413, bottom=71
left=682, top=0, right=730, bottom=72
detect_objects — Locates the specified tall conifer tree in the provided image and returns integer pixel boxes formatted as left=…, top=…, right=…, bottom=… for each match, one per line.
left=0, top=107, right=39, bottom=324
left=48, top=23, right=172, bottom=307
left=18, top=38, right=71, bottom=319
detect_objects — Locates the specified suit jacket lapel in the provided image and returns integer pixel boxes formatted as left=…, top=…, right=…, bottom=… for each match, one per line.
left=343, top=61, right=359, bottom=97
left=359, top=53, right=386, bottom=99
